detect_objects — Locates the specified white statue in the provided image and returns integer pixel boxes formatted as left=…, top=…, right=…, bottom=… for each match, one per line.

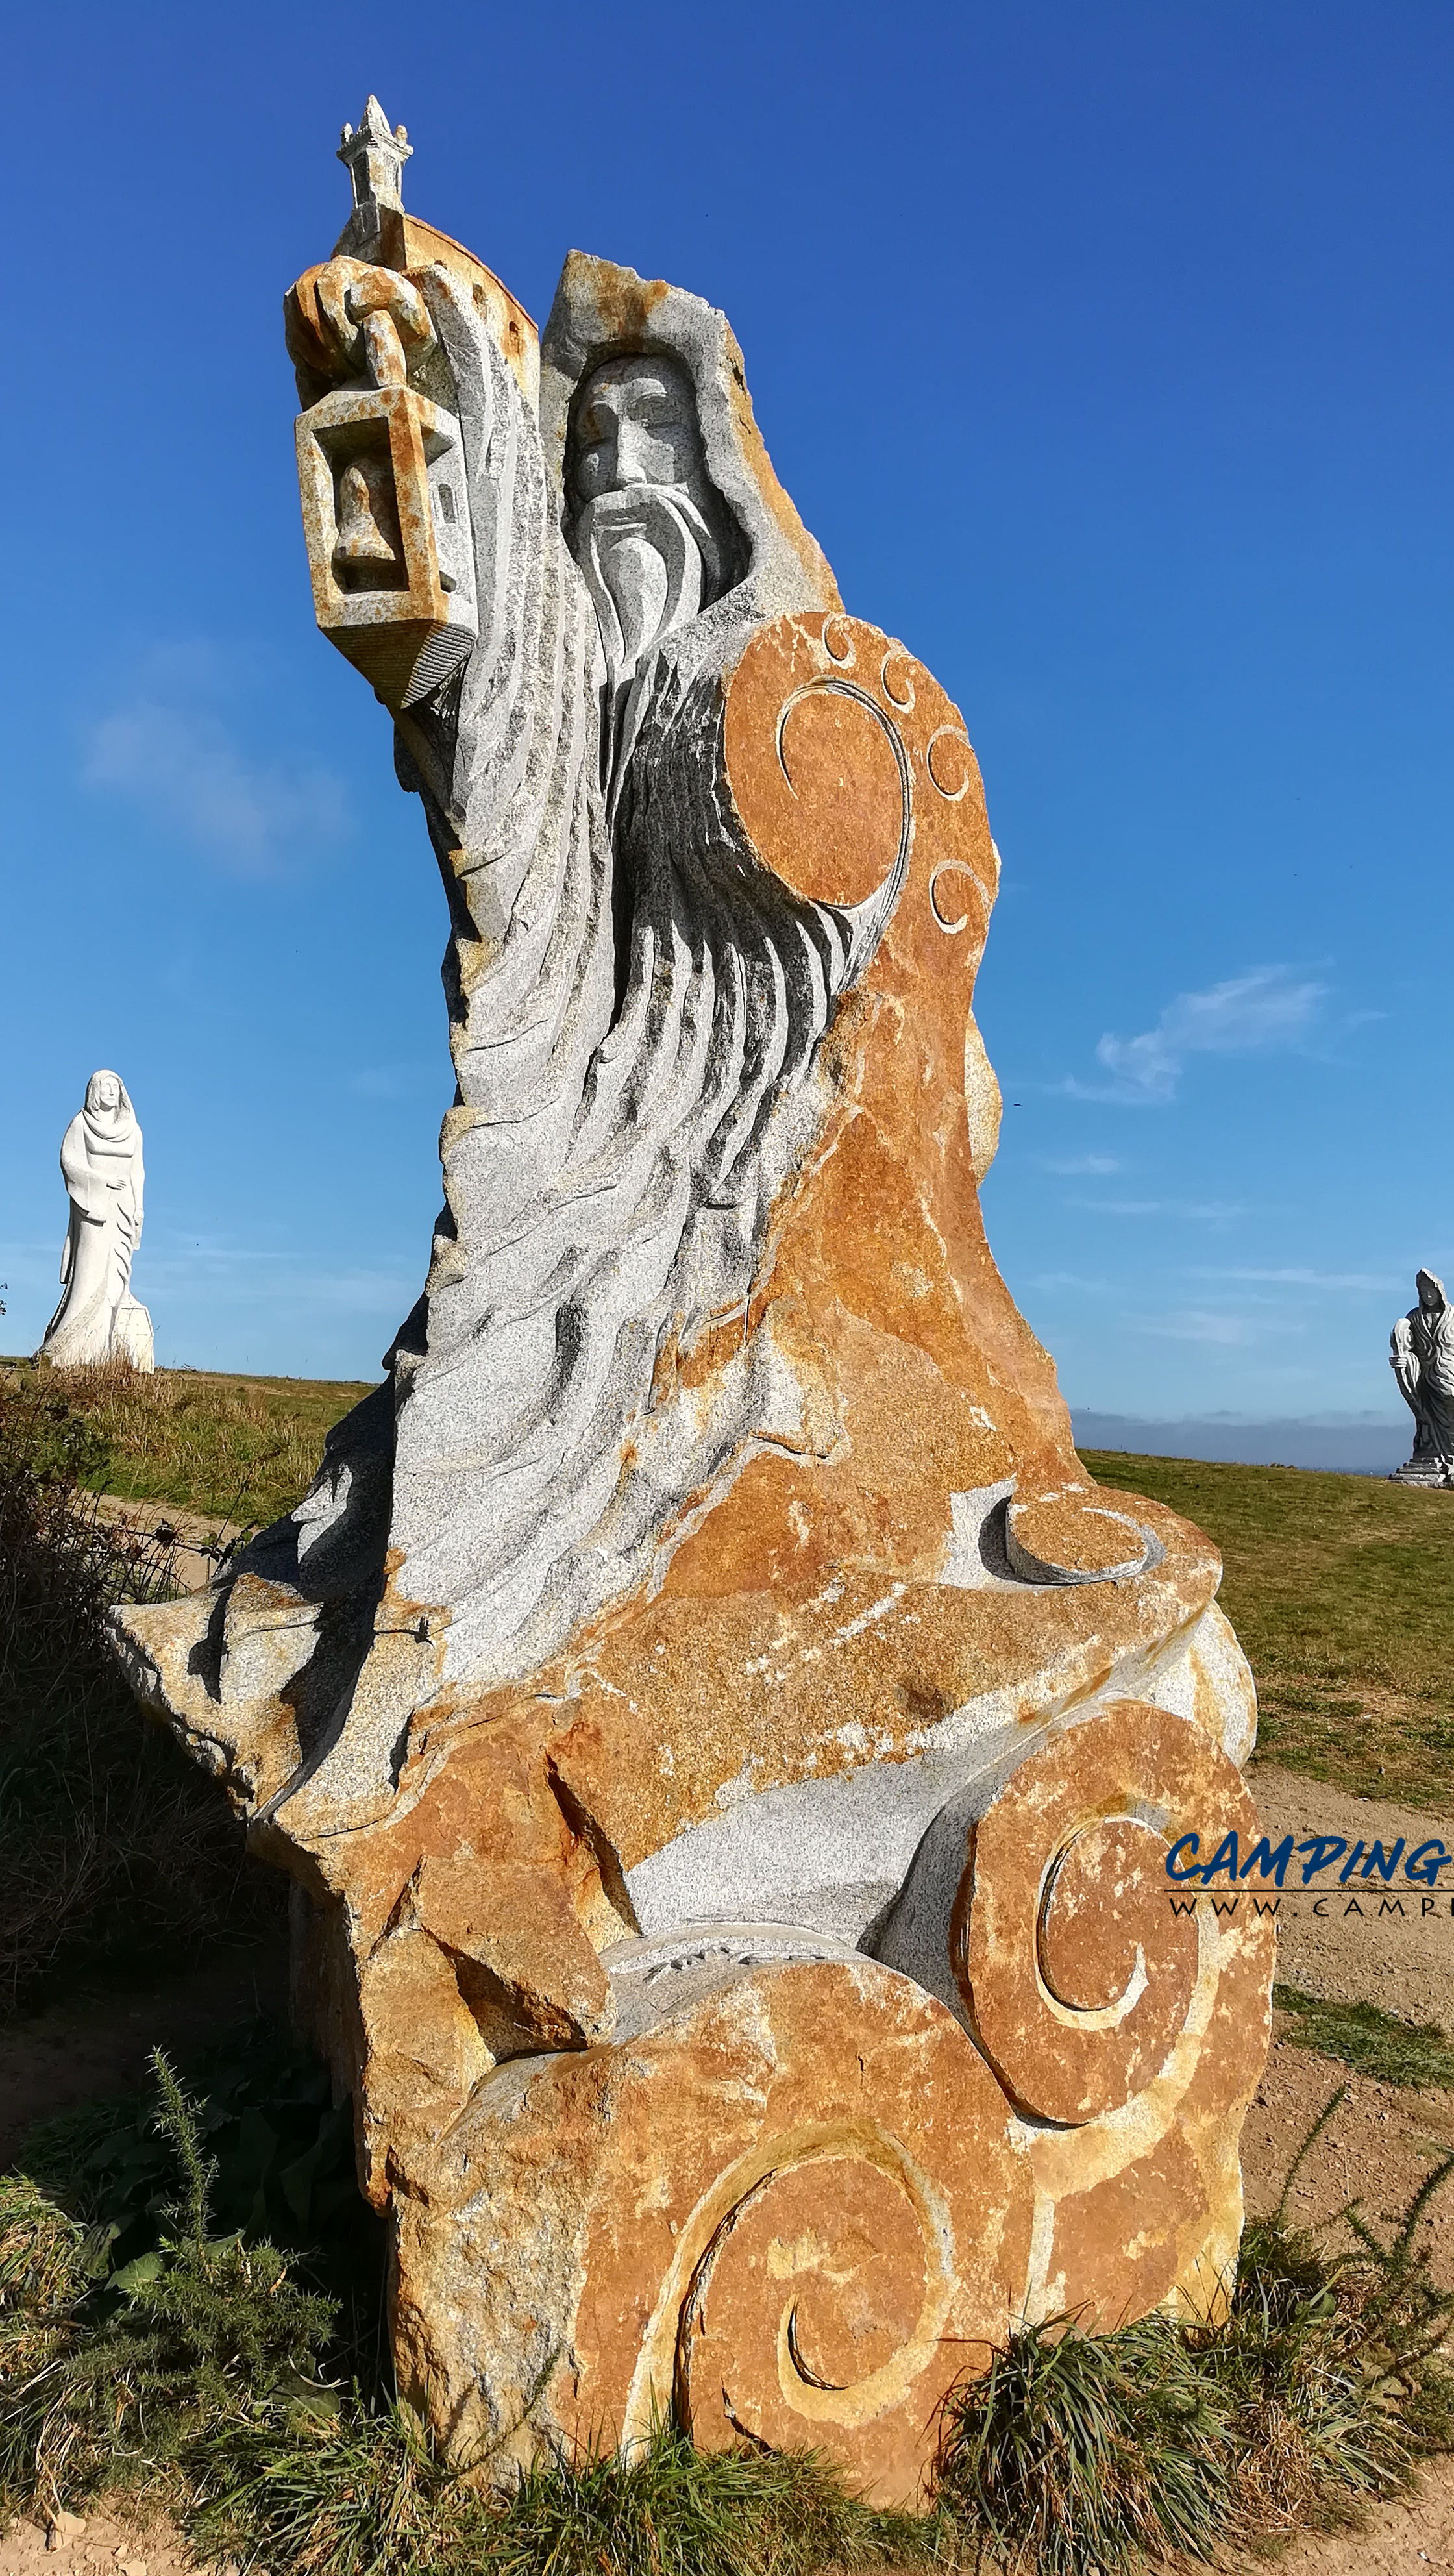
left=1390, top=1267, right=1454, bottom=1485
left=40, top=1071, right=154, bottom=1371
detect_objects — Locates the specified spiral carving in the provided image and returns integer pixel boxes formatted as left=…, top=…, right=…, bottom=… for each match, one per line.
left=952, top=1706, right=1214, bottom=2123
left=947, top=1698, right=1275, bottom=2326
left=594, top=1953, right=1032, bottom=2502
left=723, top=609, right=996, bottom=971
left=393, top=1738, right=1272, bottom=2491
left=672, top=2126, right=955, bottom=2447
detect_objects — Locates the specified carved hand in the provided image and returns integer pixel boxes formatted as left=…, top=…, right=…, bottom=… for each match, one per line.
left=285, top=259, right=436, bottom=398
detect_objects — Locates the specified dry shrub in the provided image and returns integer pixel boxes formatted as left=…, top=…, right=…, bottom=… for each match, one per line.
left=0, top=1371, right=284, bottom=2011
left=37, top=1354, right=347, bottom=1528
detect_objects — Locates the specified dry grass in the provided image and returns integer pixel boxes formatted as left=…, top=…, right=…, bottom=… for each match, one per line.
left=1084, top=1448, right=1454, bottom=1808
left=11, top=1357, right=373, bottom=1530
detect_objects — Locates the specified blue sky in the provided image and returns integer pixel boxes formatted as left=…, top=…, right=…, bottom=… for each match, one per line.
left=3, top=0, right=1449, bottom=1422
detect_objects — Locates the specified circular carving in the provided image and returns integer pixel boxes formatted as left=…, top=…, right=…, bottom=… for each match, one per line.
left=952, top=1700, right=1270, bottom=2127
left=765, top=679, right=911, bottom=909
left=926, top=726, right=973, bottom=801
left=1005, top=1494, right=1153, bottom=1584
left=881, top=648, right=915, bottom=711
left=1038, top=1814, right=1184, bottom=2016
left=675, top=2133, right=952, bottom=2440
left=722, top=612, right=992, bottom=990
left=928, top=858, right=983, bottom=938
left=603, top=1955, right=1033, bottom=2502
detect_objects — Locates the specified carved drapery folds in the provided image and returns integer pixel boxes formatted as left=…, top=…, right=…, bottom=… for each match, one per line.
left=110, top=103, right=1274, bottom=2505
left=40, top=1071, right=154, bottom=1371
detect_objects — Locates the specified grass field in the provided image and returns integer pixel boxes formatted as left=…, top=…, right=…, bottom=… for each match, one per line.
left=5, top=1367, right=1447, bottom=1808
left=1083, top=1449, right=1454, bottom=1809
left=1272, top=1983, right=1454, bottom=2090
left=1, top=1360, right=373, bottom=1530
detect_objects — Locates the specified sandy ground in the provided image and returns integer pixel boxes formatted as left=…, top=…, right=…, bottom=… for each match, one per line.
left=1244, top=2025, right=1454, bottom=2264
left=0, top=2511, right=217, bottom=2576
left=10, top=2477, right=1454, bottom=2576
left=1251, top=1761, right=1454, bottom=2031
left=1248, top=2461, right=1454, bottom=2570
left=8, top=1768, right=1454, bottom=2573
left=91, top=1495, right=240, bottom=1598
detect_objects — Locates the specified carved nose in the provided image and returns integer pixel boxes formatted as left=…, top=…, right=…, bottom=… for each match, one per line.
left=613, top=423, right=662, bottom=487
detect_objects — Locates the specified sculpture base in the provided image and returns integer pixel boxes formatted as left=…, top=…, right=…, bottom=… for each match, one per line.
left=36, top=1295, right=154, bottom=1374
left=284, top=1697, right=1274, bottom=2505
left=112, top=1298, right=154, bottom=1372
left=1391, top=1456, right=1453, bottom=1487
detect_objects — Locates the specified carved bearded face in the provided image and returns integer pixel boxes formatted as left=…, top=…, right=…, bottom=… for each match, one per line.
left=569, top=355, right=731, bottom=684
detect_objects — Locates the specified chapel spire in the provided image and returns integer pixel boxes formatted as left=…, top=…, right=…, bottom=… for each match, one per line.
left=334, top=96, right=412, bottom=262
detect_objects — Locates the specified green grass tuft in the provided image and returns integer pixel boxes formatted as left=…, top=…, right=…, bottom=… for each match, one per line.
left=1083, top=1447, right=1454, bottom=1807
left=934, top=2307, right=1238, bottom=2572
left=1274, top=1982, right=1454, bottom=2088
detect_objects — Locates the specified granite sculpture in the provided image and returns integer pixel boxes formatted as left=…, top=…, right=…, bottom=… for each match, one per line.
left=41, top=1071, right=153, bottom=1371
left=111, top=100, right=1275, bottom=2503
left=1390, top=1268, right=1454, bottom=1486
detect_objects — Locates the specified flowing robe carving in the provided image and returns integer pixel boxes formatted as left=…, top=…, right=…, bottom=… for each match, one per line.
left=112, top=111, right=1275, bottom=2503
left=42, top=1072, right=152, bottom=1370
left=1392, top=1269, right=1454, bottom=1484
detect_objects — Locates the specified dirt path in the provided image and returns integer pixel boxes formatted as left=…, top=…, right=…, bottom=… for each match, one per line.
left=1244, top=2024, right=1454, bottom=2272
left=1247, top=2458, right=1454, bottom=2570
left=0, top=2510, right=211, bottom=2576
left=1251, top=1761, right=1454, bottom=2031
left=10, top=2446, right=1454, bottom=2576
left=91, top=1494, right=241, bottom=1596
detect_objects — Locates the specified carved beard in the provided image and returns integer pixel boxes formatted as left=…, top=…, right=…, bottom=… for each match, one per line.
left=575, top=484, right=726, bottom=690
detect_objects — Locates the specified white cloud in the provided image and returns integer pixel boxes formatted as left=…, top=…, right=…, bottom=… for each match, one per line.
left=1042, top=1154, right=1122, bottom=1176
left=1032, top=1270, right=1116, bottom=1293
left=1072, top=1196, right=1161, bottom=1215
left=137, top=1239, right=417, bottom=1313
left=1190, top=1267, right=1396, bottom=1291
left=1070, top=1198, right=1248, bottom=1224
left=86, top=702, right=349, bottom=874
left=1065, top=967, right=1327, bottom=1105
left=1142, top=1309, right=1261, bottom=1346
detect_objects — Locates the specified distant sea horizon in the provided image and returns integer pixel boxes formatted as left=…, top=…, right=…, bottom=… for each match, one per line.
left=1072, top=1410, right=1413, bottom=1477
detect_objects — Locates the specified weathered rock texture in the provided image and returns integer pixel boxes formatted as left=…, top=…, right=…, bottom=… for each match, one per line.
left=111, top=99, right=1275, bottom=2504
